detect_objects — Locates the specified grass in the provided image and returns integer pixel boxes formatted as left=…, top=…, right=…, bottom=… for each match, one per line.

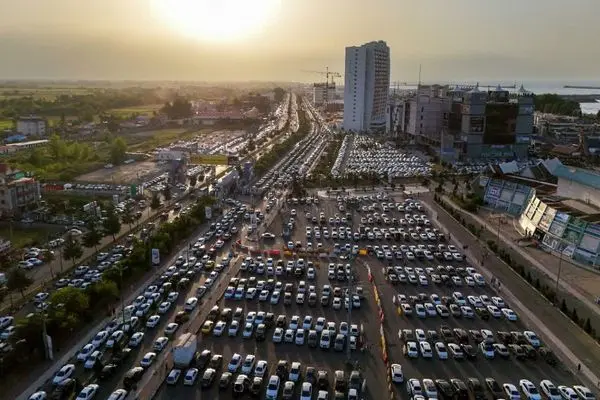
left=109, top=104, right=163, bottom=118
left=0, top=225, right=61, bottom=249
left=0, top=119, right=13, bottom=130
left=0, top=86, right=93, bottom=100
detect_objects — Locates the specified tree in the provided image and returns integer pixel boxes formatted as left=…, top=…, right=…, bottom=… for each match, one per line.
left=560, top=298, right=568, bottom=313
left=82, top=224, right=102, bottom=251
left=150, top=194, right=161, bottom=210
left=110, top=137, right=128, bottom=165
left=7, top=268, right=33, bottom=298
left=571, top=308, right=579, bottom=324
left=121, top=205, right=135, bottom=229
left=103, top=209, right=122, bottom=241
left=88, top=280, right=119, bottom=310
left=584, top=317, right=592, bottom=334
left=161, top=96, right=193, bottom=119
left=62, top=235, right=83, bottom=265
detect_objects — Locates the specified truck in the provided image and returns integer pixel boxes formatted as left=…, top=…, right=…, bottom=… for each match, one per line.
left=172, top=333, right=197, bottom=368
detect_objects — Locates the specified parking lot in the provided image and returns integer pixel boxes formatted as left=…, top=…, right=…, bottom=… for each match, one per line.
left=249, top=192, right=582, bottom=399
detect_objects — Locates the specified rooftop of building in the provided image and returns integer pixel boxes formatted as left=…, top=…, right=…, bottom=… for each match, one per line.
left=538, top=194, right=600, bottom=223
left=6, top=139, right=49, bottom=147
left=553, top=164, right=600, bottom=191
left=17, top=115, right=47, bottom=122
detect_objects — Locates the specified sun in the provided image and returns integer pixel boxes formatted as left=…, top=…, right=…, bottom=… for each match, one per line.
left=151, top=0, right=280, bottom=43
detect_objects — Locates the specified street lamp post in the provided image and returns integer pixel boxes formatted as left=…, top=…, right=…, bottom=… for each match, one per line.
left=554, top=247, right=564, bottom=305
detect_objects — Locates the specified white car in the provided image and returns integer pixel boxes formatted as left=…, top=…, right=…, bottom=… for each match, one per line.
left=479, top=341, right=495, bottom=358
left=492, top=296, right=506, bottom=308
left=315, top=317, right=326, bottom=333
left=408, top=378, right=423, bottom=396
left=184, top=368, right=199, bottom=385
left=390, top=363, right=404, bottom=383
left=405, top=341, right=419, bottom=358
left=504, top=383, right=521, bottom=400
left=557, top=386, right=579, bottom=400
left=228, top=353, right=242, bottom=372
left=415, top=304, right=427, bottom=318
left=52, top=364, right=75, bottom=385
left=165, top=323, right=179, bottom=336
left=140, top=352, right=157, bottom=368
left=241, top=354, right=256, bottom=374
left=228, top=320, right=240, bottom=336
left=540, top=380, right=562, bottom=400
left=242, top=322, right=254, bottom=338
left=289, top=315, right=300, bottom=330
left=184, top=297, right=198, bottom=312
left=254, top=360, right=268, bottom=379
left=487, top=305, right=502, bottom=318
left=502, top=308, right=518, bottom=321
left=76, top=384, right=99, bottom=400
left=520, top=379, right=542, bottom=400
left=419, top=341, right=433, bottom=358
left=146, top=315, right=160, bottom=328
left=77, top=344, right=95, bottom=361
left=266, top=375, right=281, bottom=400
left=524, top=331, right=541, bottom=347
left=153, top=337, right=168, bottom=352
left=213, top=321, right=226, bottom=336
left=573, top=386, right=596, bottom=400
left=289, top=362, right=302, bottom=381
left=91, top=330, right=108, bottom=347
left=84, top=350, right=103, bottom=369
left=259, top=290, right=270, bottom=301
left=332, top=297, right=342, bottom=310
left=272, top=327, right=283, bottom=343
left=166, top=369, right=182, bottom=385
left=128, top=332, right=144, bottom=347
left=300, top=382, right=313, bottom=400
left=320, top=331, right=331, bottom=349
left=302, top=316, right=313, bottom=330
left=158, top=301, right=171, bottom=314
left=423, top=379, right=438, bottom=398
left=270, top=291, right=281, bottom=304
left=435, top=342, right=448, bottom=359
left=295, top=329, right=306, bottom=345
left=424, top=303, right=437, bottom=317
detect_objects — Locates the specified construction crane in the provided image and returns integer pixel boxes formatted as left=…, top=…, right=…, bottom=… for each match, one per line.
left=564, top=85, right=600, bottom=90
left=302, top=67, right=343, bottom=86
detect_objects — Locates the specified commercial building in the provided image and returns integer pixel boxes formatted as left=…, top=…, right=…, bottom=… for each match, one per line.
left=313, top=83, right=336, bottom=106
left=342, top=41, right=390, bottom=133
left=400, top=85, right=451, bottom=144
left=0, top=164, right=41, bottom=217
left=16, top=116, right=48, bottom=136
left=0, top=140, right=49, bottom=155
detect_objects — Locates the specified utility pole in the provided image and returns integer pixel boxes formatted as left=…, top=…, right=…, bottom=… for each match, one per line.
left=554, top=245, right=564, bottom=305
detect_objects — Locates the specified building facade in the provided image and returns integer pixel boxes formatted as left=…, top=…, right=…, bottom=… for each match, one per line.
left=401, top=85, right=451, bottom=145
left=313, top=83, right=336, bottom=106
left=16, top=116, right=48, bottom=136
left=343, top=41, right=390, bottom=133
left=0, top=164, right=41, bottom=217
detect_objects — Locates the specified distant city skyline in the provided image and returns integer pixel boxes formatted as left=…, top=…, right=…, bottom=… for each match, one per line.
left=0, top=0, right=599, bottom=82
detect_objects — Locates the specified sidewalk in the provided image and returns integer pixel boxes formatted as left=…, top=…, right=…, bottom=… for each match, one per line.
left=441, top=194, right=600, bottom=319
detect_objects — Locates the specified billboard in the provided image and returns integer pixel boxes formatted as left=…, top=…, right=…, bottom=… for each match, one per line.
left=151, top=248, right=160, bottom=265
left=190, top=154, right=239, bottom=165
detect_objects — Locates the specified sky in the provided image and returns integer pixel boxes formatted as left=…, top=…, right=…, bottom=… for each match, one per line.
left=0, top=0, right=599, bottom=83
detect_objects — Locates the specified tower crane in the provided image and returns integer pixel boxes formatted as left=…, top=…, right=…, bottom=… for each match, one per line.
left=302, top=67, right=343, bottom=86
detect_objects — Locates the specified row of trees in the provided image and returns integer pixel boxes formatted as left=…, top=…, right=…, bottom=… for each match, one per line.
left=2, top=195, right=216, bottom=376
left=534, top=93, right=581, bottom=116
left=254, top=108, right=310, bottom=176
left=160, top=96, right=193, bottom=120
left=0, top=88, right=162, bottom=121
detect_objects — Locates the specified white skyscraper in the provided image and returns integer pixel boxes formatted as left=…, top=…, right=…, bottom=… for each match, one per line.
left=343, top=40, right=390, bottom=133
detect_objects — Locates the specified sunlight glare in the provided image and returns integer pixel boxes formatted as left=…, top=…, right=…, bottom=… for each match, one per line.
left=151, top=0, right=280, bottom=43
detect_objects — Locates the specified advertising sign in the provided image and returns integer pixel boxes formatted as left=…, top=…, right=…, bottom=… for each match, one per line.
left=151, top=248, right=160, bottom=265
left=554, top=212, right=570, bottom=224
left=470, top=116, right=485, bottom=133
left=585, top=223, right=600, bottom=237
left=487, top=186, right=501, bottom=198
left=205, top=206, right=212, bottom=220
left=190, top=154, right=229, bottom=165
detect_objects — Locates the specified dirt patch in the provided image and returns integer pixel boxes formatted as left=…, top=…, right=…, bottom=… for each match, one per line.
left=74, top=161, right=166, bottom=184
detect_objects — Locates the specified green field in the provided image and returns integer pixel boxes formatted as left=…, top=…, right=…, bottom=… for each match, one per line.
left=127, top=128, right=210, bottom=152
left=109, top=104, right=163, bottom=118
left=0, top=86, right=93, bottom=100
left=0, top=119, right=13, bottom=130
left=0, top=225, right=61, bottom=249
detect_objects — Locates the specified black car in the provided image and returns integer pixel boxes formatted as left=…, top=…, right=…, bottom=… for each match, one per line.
left=99, top=364, right=118, bottom=380
left=435, top=379, right=455, bottom=400
left=256, top=324, right=266, bottom=341
left=348, top=370, right=362, bottom=391
left=485, top=377, right=504, bottom=399
left=317, top=370, right=329, bottom=390
left=461, top=344, right=477, bottom=359
left=208, top=354, right=223, bottom=370
left=539, top=347, right=557, bottom=366
left=220, top=372, right=233, bottom=390
left=276, top=315, right=287, bottom=328
left=276, top=360, right=288, bottom=380
left=51, top=378, right=76, bottom=400
left=475, top=307, right=490, bottom=320
left=250, top=377, right=263, bottom=397
left=305, top=367, right=316, bottom=385
left=196, top=349, right=212, bottom=371
left=123, top=367, right=145, bottom=391
left=450, top=378, right=469, bottom=400
left=467, top=378, right=486, bottom=400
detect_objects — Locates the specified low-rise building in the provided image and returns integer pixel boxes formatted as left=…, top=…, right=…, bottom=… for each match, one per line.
left=16, top=115, right=48, bottom=136
left=0, top=164, right=41, bottom=217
